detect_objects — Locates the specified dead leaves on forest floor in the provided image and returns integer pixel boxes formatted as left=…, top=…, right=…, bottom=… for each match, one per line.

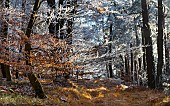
left=46, top=79, right=170, bottom=106
left=0, top=78, right=170, bottom=106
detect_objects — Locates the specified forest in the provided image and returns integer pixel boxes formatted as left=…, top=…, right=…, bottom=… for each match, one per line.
left=0, top=0, right=170, bottom=105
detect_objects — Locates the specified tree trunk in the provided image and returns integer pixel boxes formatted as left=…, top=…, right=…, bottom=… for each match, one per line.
left=4, top=64, right=11, bottom=81
left=138, top=58, right=142, bottom=85
left=165, top=33, right=169, bottom=74
left=156, top=0, right=164, bottom=88
left=0, top=0, right=11, bottom=81
left=141, top=24, right=146, bottom=74
left=134, top=60, right=138, bottom=81
left=0, top=63, right=6, bottom=78
left=125, top=54, right=129, bottom=76
left=141, top=0, right=155, bottom=88
left=25, top=0, right=46, bottom=99
left=165, top=48, right=169, bottom=74
left=130, top=44, right=134, bottom=81
left=108, top=23, right=113, bottom=78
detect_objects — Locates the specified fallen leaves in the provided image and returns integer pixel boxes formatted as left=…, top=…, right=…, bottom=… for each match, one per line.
left=0, top=79, right=169, bottom=105
left=163, top=97, right=170, bottom=103
left=39, top=79, right=53, bottom=85
left=115, top=84, right=128, bottom=92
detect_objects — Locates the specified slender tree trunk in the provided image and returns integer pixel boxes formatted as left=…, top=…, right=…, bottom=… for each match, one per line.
left=125, top=54, right=129, bottom=75
left=142, top=29, right=146, bottom=72
left=108, top=23, right=113, bottom=78
left=156, top=0, right=164, bottom=88
left=165, top=33, right=169, bottom=74
left=134, top=60, right=138, bottom=81
left=106, top=64, right=109, bottom=78
left=138, top=58, right=142, bottom=85
left=141, top=0, right=155, bottom=88
left=165, top=48, right=169, bottom=74
left=130, top=44, right=134, bottom=81
left=25, top=0, right=46, bottom=99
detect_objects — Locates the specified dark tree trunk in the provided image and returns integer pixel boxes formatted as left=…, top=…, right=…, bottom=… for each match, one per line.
left=156, top=0, right=164, bottom=88
left=141, top=0, right=155, bottom=88
left=138, top=58, right=142, bottom=76
left=108, top=23, right=113, bottom=78
left=106, top=64, right=109, bottom=78
left=142, top=28, right=146, bottom=72
left=130, top=44, right=134, bottom=81
left=25, top=0, right=46, bottom=99
left=165, top=48, right=169, bottom=74
left=165, top=33, right=169, bottom=74
left=138, top=58, right=142, bottom=85
left=66, top=19, right=73, bottom=44
left=0, top=63, right=6, bottom=78
left=4, top=64, right=11, bottom=81
left=125, top=54, right=129, bottom=75
left=134, top=60, right=138, bottom=81
left=0, top=0, right=11, bottom=81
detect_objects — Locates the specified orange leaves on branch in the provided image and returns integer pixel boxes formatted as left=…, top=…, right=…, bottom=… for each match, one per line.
left=0, top=26, right=76, bottom=77
left=25, top=34, right=75, bottom=76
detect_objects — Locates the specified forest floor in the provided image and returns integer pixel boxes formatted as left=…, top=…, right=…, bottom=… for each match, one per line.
left=0, top=78, right=170, bottom=106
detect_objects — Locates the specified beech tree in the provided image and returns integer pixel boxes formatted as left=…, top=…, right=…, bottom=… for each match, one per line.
left=25, top=0, right=46, bottom=99
left=156, top=0, right=164, bottom=88
left=141, top=0, right=155, bottom=88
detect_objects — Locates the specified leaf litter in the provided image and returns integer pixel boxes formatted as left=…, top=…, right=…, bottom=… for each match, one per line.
left=0, top=78, right=169, bottom=106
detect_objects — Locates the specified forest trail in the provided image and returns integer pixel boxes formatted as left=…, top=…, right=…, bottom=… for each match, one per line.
left=0, top=78, right=170, bottom=105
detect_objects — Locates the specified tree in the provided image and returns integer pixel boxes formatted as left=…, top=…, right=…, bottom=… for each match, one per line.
left=156, top=0, right=164, bottom=88
left=130, top=43, right=134, bottom=81
left=165, top=33, right=170, bottom=74
left=0, top=0, right=11, bottom=81
left=141, top=0, right=155, bottom=88
left=25, top=0, right=46, bottom=99
left=108, top=22, right=113, bottom=78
